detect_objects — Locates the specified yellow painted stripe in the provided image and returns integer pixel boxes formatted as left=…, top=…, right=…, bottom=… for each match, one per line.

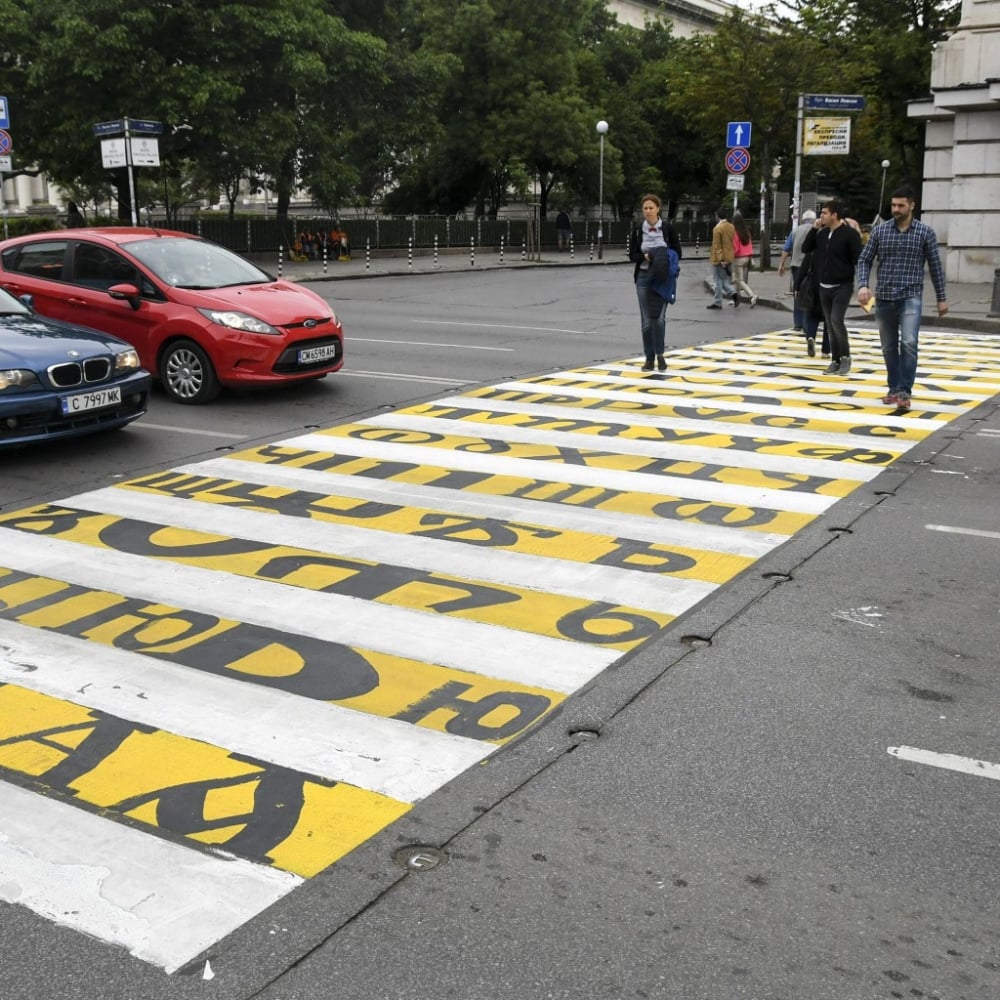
left=0, top=566, right=561, bottom=746
left=400, top=400, right=905, bottom=468
left=229, top=444, right=816, bottom=536
left=0, top=682, right=409, bottom=877
left=0, top=505, right=670, bottom=651
left=115, top=470, right=760, bottom=583
left=311, top=422, right=859, bottom=502
left=496, top=376, right=941, bottom=439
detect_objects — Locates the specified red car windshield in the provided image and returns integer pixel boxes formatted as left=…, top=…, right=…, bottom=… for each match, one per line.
left=125, top=237, right=272, bottom=290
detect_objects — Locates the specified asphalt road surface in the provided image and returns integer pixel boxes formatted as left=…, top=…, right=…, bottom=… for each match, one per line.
left=1, top=267, right=998, bottom=1000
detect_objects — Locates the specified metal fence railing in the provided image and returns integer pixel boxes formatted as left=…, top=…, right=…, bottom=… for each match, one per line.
left=145, top=215, right=638, bottom=257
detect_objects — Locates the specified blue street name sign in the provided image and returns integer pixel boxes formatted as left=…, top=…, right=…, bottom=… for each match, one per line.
left=93, top=120, right=125, bottom=137
left=128, top=119, right=165, bottom=135
left=0, top=96, right=9, bottom=130
left=727, top=121, right=751, bottom=148
left=804, top=94, right=866, bottom=112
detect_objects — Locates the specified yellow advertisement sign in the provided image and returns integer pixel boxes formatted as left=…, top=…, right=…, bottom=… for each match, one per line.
left=803, top=117, right=851, bottom=155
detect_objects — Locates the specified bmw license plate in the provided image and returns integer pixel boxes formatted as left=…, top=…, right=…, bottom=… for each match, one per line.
left=297, top=344, right=337, bottom=364
left=61, top=386, right=122, bottom=415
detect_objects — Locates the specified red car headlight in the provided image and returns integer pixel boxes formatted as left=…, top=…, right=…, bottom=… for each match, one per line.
left=197, top=308, right=281, bottom=336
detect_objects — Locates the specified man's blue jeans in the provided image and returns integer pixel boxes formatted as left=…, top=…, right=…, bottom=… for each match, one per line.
left=712, top=263, right=735, bottom=305
left=875, top=297, right=921, bottom=393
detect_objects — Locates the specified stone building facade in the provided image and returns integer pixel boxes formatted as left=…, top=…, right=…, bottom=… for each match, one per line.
left=907, top=0, right=1000, bottom=282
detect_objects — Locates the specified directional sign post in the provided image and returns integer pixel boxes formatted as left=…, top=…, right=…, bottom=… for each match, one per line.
left=92, top=117, right=164, bottom=224
left=727, top=121, right=752, bottom=148
left=792, top=92, right=868, bottom=227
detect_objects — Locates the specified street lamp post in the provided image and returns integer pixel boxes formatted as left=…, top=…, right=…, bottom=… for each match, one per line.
left=878, top=159, right=890, bottom=222
left=596, top=119, right=608, bottom=260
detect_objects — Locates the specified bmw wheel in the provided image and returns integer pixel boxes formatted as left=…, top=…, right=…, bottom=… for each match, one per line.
left=160, top=339, right=220, bottom=404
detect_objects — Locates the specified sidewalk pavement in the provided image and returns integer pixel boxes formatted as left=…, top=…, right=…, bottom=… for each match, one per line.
left=249, top=246, right=1000, bottom=334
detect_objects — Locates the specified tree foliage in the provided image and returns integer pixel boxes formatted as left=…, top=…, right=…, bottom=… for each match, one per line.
left=1, top=0, right=960, bottom=227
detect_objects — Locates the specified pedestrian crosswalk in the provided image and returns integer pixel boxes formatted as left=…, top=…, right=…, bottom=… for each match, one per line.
left=2, top=327, right=998, bottom=972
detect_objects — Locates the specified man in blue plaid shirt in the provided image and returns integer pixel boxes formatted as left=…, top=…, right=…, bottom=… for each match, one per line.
left=856, top=186, right=947, bottom=411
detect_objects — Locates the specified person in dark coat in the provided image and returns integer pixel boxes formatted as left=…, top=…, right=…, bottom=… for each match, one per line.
left=65, top=201, right=86, bottom=227
left=627, top=193, right=682, bottom=371
left=802, top=199, right=862, bottom=375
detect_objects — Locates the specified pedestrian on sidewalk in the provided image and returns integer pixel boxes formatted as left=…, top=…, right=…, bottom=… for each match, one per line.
left=731, top=212, right=758, bottom=307
left=778, top=209, right=816, bottom=330
left=708, top=206, right=737, bottom=310
left=556, top=209, right=572, bottom=252
left=857, top=186, right=948, bottom=412
left=802, top=199, right=862, bottom=375
left=628, top=193, right=682, bottom=371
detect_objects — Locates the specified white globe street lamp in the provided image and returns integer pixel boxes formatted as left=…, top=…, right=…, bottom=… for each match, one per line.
left=878, top=159, right=890, bottom=221
left=596, top=120, right=608, bottom=260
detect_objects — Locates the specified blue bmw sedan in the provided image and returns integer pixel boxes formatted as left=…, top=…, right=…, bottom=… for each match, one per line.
left=0, top=286, right=151, bottom=448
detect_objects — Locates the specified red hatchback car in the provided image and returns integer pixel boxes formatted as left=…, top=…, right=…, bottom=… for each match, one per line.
left=0, top=228, right=344, bottom=404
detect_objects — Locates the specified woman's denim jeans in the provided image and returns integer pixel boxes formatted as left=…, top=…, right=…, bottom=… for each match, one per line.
left=636, top=269, right=666, bottom=360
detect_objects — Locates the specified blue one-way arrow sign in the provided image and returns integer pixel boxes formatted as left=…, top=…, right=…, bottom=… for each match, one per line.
left=727, top=121, right=752, bottom=148
left=0, top=96, right=9, bottom=131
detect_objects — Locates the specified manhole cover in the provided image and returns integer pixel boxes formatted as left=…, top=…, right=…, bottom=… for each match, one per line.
left=393, top=845, right=447, bottom=872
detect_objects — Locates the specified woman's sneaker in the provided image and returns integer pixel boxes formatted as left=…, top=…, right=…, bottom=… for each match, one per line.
left=895, top=391, right=911, bottom=411
left=824, top=360, right=839, bottom=374
left=882, top=390, right=900, bottom=406
left=806, top=338, right=816, bottom=357
left=837, top=356, right=852, bottom=375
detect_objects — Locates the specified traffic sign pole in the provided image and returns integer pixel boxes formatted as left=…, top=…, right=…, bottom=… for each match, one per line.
left=124, top=119, right=138, bottom=225
left=0, top=99, right=9, bottom=240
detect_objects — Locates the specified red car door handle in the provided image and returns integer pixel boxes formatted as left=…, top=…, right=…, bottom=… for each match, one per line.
left=66, top=297, right=89, bottom=305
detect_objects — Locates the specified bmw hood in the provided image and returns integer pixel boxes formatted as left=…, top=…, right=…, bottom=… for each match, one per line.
left=0, top=315, right=130, bottom=366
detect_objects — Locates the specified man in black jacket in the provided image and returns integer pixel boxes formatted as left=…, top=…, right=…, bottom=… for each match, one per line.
left=802, top=200, right=862, bottom=375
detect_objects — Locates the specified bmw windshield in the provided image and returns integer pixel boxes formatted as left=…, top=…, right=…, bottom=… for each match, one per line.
left=126, top=236, right=273, bottom=290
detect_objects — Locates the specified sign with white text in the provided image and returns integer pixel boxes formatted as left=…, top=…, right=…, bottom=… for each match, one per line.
left=101, top=138, right=127, bottom=169
left=803, top=117, right=851, bottom=155
left=130, top=137, right=160, bottom=166
left=726, top=174, right=745, bottom=191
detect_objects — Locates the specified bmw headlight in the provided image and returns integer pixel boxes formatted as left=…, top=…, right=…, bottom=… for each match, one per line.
left=113, top=348, right=141, bottom=373
left=0, top=369, right=37, bottom=391
left=197, top=308, right=281, bottom=336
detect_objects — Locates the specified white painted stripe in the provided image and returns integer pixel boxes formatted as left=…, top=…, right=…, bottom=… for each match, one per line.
left=977, top=428, right=1000, bottom=437
left=136, top=423, right=247, bottom=440
left=0, top=779, right=301, bottom=973
left=0, top=619, right=485, bottom=801
left=444, top=390, right=918, bottom=447
left=364, top=411, right=884, bottom=483
left=926, top=523, right=1000, bottom=540
left=413, top=319, right=585, bottom=335
left=280, top=432, right=835, bottom=515
left=0, top=530, right=615, bottom=693
left=887, top=745, right=1000, bottom=782
left=63, top=486, right=717, bottom=618
left=352, top=337, right=515, bottom=352
left=188, top=457, right=788, bottom=557
left=339, top=370, right=469, bottom=385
